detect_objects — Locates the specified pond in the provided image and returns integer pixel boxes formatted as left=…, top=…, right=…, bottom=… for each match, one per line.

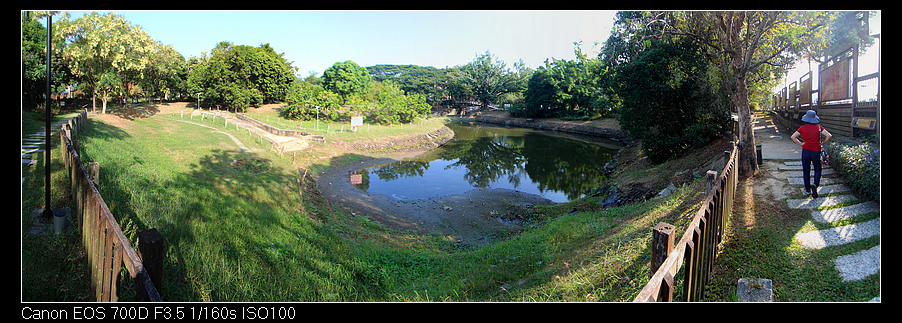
left=350, top=122, right=623, bottom=203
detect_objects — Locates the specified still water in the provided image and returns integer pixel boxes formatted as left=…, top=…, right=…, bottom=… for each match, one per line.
left=350, top=122, right=623, bottom=203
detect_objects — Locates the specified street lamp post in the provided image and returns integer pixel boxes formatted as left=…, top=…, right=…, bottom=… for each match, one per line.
left=41, top=14, right=52, bottom=221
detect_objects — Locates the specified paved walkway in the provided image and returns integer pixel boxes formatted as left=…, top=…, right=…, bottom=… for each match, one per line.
left=754, top=112, right=880, bottom=301
left=21, top=113, right=81, bottom=184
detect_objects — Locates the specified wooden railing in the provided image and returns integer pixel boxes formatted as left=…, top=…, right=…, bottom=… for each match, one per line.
left=60, top=109, right=162, bottom=302
left=634, top=142, right=739, bottom=302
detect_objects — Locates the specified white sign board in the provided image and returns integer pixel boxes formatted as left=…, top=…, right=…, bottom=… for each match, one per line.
left=350, top=116, right=364, bottom=127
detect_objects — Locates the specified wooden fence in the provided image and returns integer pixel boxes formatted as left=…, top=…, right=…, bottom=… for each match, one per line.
left=634, top=142, right=739, bottom=302
left=60, top=109, right=162, bottom=302
left=770, top=42, right=880, bottom=139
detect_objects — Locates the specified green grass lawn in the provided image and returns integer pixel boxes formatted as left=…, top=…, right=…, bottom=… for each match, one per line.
left=23, top=107, right=877, bottom=302
left=25, top=109, right=692, bottom=302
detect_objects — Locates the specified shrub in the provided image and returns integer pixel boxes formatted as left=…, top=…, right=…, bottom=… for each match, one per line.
left=824, top=136, right=880, bottom=201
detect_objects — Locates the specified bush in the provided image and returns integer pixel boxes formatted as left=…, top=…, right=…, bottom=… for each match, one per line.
left=824, top=136, right=880, bottom=201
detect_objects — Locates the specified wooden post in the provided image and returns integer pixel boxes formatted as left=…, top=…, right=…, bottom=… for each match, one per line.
left=651, top=222, right=675, bottom=277
left=89, top=162, right=100, bottom=188
left=138, top=228, right=164, bottom=299
left=705, top=170, right=717, bottom=196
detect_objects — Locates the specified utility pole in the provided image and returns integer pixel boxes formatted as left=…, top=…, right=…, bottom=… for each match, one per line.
left=41, top=14, right=52, bottom=221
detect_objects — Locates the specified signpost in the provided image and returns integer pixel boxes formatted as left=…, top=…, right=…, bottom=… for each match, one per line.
left=350, top=116, right=363, bottom=132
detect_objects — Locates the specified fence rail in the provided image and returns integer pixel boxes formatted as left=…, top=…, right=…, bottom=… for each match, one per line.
left=60, top=109, right=162, bottom=302
left=634, top=142, right=738, bottom=302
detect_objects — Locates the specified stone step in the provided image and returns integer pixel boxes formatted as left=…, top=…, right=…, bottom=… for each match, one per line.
left=787, top=194, right=858, bottom=209
left=811, top=201, right=880, bottom=223
left=778, top=165, right=836, bottom=173
left=786, top=169, right=836, bottom=177
left=794, top=218, right=880, bottom=249
left=834, top=245, right=880, bottom=282
left=809, top=184, right=851, bottom=195
left=787, top=177, right=840, bottom=186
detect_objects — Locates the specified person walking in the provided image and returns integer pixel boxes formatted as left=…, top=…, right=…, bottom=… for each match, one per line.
left=790, top=110, right=832, bottom=198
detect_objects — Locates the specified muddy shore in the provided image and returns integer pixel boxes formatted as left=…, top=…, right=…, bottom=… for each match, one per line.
left=316, top=155, right=555, bottom=247
left=314, top=116, right=629, bottom=247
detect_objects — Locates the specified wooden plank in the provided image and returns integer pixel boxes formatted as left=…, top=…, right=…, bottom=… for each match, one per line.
left=102, top=225, right=114, bottom=302
left=111, top=243, right=123, bottom=302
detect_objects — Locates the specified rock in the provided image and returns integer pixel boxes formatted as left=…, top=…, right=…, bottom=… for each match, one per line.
left=657, top=183, right=678, bottom=198
left=736, top=278, right=773, bottom=302
left=671, top=170, right=694, bottom=187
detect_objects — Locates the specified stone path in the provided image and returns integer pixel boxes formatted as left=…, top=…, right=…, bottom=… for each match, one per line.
left=754, top=113, right=880, bottom=300
left=21, top=114, right=80, bottom=183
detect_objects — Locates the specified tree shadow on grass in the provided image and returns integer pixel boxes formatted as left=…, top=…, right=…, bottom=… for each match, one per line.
left=98, top=147, right=381, bottom=301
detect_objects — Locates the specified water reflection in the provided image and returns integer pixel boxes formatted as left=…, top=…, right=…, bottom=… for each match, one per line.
left=351, top=122, right=621, bottom=203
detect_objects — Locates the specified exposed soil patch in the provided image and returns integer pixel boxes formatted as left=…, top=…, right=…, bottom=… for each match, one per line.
left=316, top=155, right=555, bottom=247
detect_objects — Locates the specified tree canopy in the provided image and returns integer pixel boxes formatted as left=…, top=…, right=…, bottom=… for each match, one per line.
left=321, top=60, right=371, bottom=104
left=366, top=64, right=450, bottom=104
left=616, top=40, right=730, bottom=163
left=449, top=51, right=523, bottom=109
left=22, top=11, right=73, bottom=112
left=56, top=11, right=161, bottom=113
left=186, top=42, right=295, bottom=110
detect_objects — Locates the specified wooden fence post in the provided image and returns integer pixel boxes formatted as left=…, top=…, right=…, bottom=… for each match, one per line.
left=705, top=170, right=717, bottom=196
left=89, top=162, right=100, bottom=188
left=138, top=228, right=164, bottom=299
left=651, top=222, right=675, bottom=276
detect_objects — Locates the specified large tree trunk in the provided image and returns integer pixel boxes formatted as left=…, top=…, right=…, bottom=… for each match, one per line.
left=733, top=75, right=759, bottom=177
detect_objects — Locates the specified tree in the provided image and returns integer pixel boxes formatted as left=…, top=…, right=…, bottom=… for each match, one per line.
left=449, top=51, right=519, bottom=109
left=366, top=82, right=431, bottom=124
left=616, top=41, right=729, bottom=163
left=141, top=44, right=184, bottom=103
left=186, top=42, right=295, bottom=110
left=663, top=11, right=833, bottom=176
left=282, top=82, right=341, bottom=121
left=322, top=60, right=371, bottom=104
left=56, top=12, right=159, bottom=113
left=366, top=64, right=451, bottom=104
left=22, top=11, right=73, bottom=112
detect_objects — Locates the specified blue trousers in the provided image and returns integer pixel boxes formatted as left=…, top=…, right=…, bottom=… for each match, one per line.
left=801, top=149, right=822, bottom=191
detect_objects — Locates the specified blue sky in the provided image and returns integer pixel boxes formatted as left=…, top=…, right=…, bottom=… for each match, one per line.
left=58, top=10, right=619, bottom=77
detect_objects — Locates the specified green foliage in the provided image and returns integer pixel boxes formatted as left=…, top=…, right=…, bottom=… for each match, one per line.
left=22, top=12, right=75, bottom=111
left=366, top=64, right=451, bottom=104
left=322, top=60, right=371, bottom=103
left=616, top=41, right=729, bottom=163
left=824, top=136, right=880, bottom=201
left=364, top=82, right=431, bottom=124
left=450, top=51, right=524, bottom=108
left=518, top=43, right=614, bottom=119
left=187, top=42, right=295, bottom=110
left=282, top=82, right=341, bottom=121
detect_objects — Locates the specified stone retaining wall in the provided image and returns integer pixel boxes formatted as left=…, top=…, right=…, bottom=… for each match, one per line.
left=473, top=115, right=633, bottom=143
left=235, top=113, right=324, bottom=142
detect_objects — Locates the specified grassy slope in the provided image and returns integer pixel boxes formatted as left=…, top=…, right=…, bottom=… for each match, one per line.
left=22, top=106, right=876, bottom=302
